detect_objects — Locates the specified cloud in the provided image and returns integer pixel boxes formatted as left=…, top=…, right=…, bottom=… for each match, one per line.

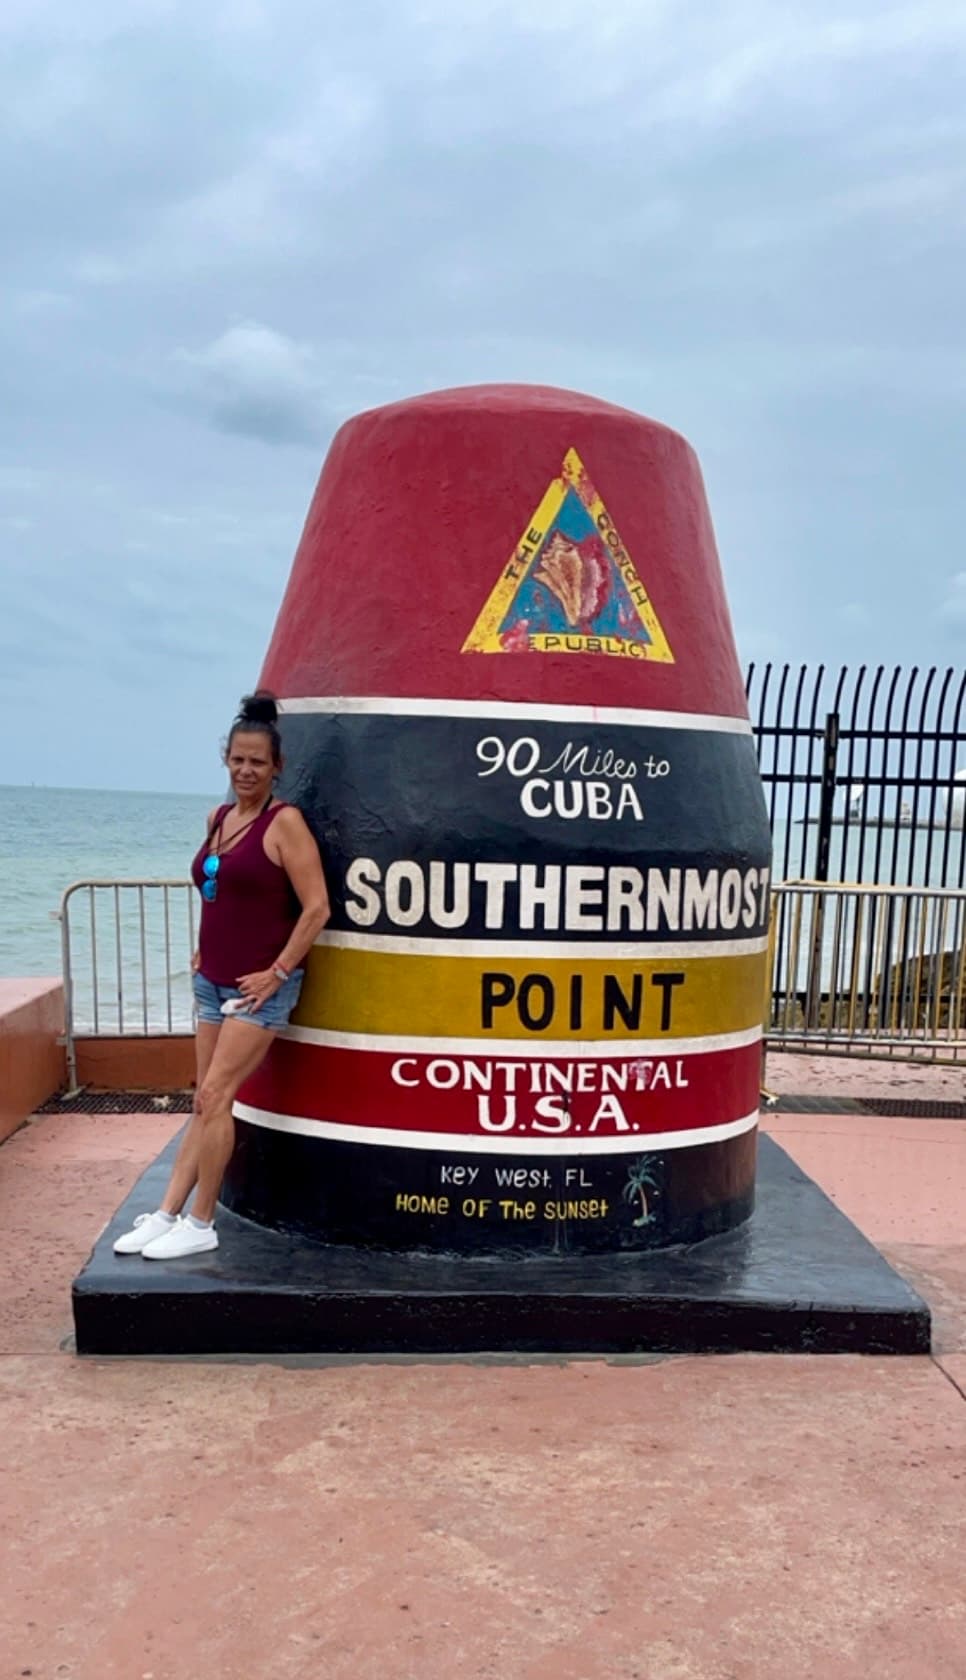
left=0, top=0, right=964, bottom=789
left=836, top=602, right=873, bottom=629
left=0, top=466, right=48, bottom=493
left=12, top=287, right=77, bottom=318
left=171, top=323, right=326, bottom=446
left=938, top=573, right=966, bottom=630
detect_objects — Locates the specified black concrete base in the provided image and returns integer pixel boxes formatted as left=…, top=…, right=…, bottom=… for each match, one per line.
left=72, top=1136, right=930, bottom=1357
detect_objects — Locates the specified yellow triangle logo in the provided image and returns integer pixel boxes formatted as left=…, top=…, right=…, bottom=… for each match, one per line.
left=462, top=447, right=674, bottom=661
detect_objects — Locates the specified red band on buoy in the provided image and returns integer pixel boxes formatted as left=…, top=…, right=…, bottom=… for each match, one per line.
left=259, top=385, right=747, bottom=718
left=238, top=1037, right=761, bottom=1151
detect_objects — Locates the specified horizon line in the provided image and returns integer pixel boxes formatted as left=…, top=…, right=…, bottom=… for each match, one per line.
left=0, top=781, right=220, bottom=800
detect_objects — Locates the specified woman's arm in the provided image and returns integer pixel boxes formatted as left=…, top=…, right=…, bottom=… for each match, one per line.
left=192, top=806, right=221, bottom=973
left=236, top=809, right=330, bottom=1007
left=272, top=808, right=331, bottom=972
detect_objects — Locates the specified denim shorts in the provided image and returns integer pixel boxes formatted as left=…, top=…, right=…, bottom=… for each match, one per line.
left=193, top=968, right=304, bottom=1031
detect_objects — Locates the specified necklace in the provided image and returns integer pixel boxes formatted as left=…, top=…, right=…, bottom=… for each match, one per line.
left=208, top=793, right=274, bottom=857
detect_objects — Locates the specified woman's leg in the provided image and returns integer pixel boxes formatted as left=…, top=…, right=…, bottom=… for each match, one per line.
left=112, top=1020, right=228, bottom=1254
left=158, top=1020, right=222, bottom=1216
left=189, top=1018, right=278, bottom=1223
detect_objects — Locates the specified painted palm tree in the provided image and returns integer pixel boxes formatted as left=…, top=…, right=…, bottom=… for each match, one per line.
left=622, top=1156, right=661, bottom=1228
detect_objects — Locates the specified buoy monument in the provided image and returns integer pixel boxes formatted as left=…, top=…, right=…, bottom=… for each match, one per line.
left=75, top=383, right=932, bottom=1354
left=223, top=384, right=773, bottom=1254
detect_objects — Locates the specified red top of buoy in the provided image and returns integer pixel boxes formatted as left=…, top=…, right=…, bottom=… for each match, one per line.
left=260, top=384, right=748, bottom=718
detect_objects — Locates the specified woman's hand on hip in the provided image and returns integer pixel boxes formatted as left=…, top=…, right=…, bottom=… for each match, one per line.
left=236, top=969, right=282, bottom=1012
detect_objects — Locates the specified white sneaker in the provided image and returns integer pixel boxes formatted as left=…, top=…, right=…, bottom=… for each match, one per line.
left=141, top=1218, right=219, bottom=1260
left=113, top=1210, right=177, bottom=1255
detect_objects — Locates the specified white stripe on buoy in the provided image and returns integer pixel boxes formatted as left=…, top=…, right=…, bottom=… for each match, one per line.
left=233, top=1102, right=760, bottom=1155
left=281, top=1024, right=763, bottom=1056
left=311, top=929, right=770, bottom=959
left=278, top=694, right=753, bottom=735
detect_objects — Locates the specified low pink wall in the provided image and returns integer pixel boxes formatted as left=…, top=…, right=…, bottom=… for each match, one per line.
left=0, top=979, right=66, bottom=1143
left=74, top=1035, right=195, bottom=1091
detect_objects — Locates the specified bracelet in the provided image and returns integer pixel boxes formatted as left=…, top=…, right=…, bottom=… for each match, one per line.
left=273, top=963, right=290, bottom=983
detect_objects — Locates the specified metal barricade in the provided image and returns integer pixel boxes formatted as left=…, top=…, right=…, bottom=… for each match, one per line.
left=58, top=876, right=966, bottom=1091
left=747, top=663, right=966, bottom=891
left=59, top=881, right=196, bottom=1091
left=768, top=880, right=966, bottom=1062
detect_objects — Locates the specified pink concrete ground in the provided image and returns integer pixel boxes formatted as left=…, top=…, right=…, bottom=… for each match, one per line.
left=765, top=1048, right=966, bottom=1101
left=1, top=1056, right=964, bottom=1679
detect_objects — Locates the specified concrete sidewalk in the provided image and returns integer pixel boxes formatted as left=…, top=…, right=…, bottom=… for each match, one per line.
left=1, top=1062, right=964, bottom=1680
left=766, top=1047, right=966, bottom=1102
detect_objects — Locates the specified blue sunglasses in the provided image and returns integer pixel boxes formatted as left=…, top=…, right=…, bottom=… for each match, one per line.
left=202, top=854, right=220, bottom=901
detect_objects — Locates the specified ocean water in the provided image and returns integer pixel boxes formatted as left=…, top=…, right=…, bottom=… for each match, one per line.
left=0, top=785, right=217, bottom=1031
left=3, top=784, right=963, bottom=1036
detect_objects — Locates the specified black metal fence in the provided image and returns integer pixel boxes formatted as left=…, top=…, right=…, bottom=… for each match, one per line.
left=746, top=665, right=966, bottom=888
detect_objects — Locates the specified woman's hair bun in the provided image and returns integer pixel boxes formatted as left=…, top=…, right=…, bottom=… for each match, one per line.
left=237, top=690, right=279, bottom=726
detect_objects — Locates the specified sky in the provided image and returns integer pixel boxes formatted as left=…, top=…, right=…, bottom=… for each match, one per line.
left=2, top=0, right=964, bottom=793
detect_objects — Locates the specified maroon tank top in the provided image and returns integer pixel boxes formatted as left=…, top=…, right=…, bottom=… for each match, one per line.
left=191, top=803, right=302, bottom=985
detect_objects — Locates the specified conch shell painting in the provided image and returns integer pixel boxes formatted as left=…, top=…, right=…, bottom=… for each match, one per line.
left=534, top=530, right=610, bottom=629
left=462, top=447, right=675, bottom=661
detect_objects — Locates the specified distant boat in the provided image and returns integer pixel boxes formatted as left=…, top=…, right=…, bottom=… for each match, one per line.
left=796, top=806, right=939, bottom=830
left=945, top=770, right=966, bottom=831
left=793, top=772, right=966, bottom=830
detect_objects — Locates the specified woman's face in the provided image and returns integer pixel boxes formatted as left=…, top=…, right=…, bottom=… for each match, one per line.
left=226, top=730, right=277, bottom=803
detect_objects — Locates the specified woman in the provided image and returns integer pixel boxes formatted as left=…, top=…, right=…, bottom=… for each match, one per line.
left=114, top=692, right=330, bottom=1259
